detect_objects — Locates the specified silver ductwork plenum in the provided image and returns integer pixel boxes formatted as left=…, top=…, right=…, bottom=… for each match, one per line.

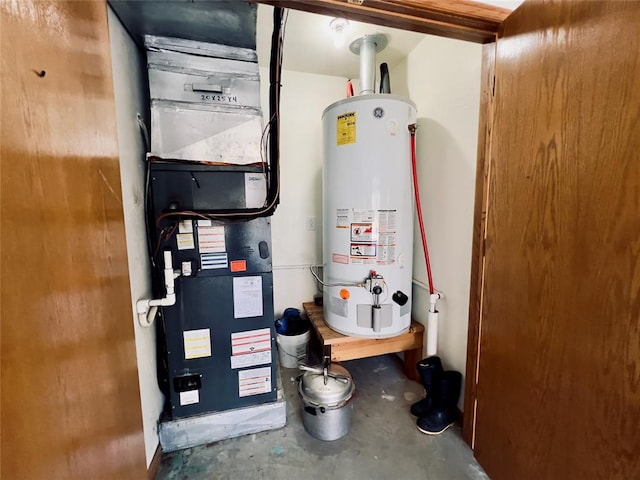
left=349, top=34, right=388, bottom=95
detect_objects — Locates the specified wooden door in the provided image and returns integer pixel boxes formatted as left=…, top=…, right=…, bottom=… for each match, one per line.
left=0, top=1, right=147, bottom=478
left=472, top=1, right=640, bottom=479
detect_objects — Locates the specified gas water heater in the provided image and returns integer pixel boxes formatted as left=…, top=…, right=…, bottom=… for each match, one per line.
left=322, top=34, right=416, bottom=338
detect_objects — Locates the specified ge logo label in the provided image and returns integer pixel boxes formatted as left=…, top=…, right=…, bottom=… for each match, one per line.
left=373, top=107, right=384, bottom=118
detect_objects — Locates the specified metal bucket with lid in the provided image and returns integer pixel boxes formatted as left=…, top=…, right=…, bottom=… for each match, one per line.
left=298, top=360, right=355, bottom=441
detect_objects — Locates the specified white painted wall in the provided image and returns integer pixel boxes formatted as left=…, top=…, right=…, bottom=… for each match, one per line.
left=259, top=67, right=349, bottom=318
left=108, top=8, right=164, bottom=466
left=391, top=36, right=482, bottom=409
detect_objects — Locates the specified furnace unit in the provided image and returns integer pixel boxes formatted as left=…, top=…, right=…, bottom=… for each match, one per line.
left=150, top=163, right=277, bottom=419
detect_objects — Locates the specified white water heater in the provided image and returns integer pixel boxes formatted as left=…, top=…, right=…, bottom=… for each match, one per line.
left=321, top=35, right=416, bottom=338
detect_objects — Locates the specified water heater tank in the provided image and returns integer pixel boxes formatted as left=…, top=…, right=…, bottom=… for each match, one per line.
left=322, top=94, right=416, bottom=338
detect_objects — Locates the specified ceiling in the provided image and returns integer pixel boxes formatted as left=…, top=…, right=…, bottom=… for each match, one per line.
left=256, top=1, right=524, bottom=78
left=109, top=0, right=523, bottom=80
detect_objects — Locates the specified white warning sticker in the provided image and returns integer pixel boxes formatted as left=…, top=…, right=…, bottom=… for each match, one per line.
left=351, top=223, right=375, bottom=243
left=336, top=208, right=351, bottom=228
left=238, top=366, right=271, bottom=397
left=245, top=173, right=267, bottom=208
left=353, top=210, right=375, bottom=223
left=198, top=225, right=226, bottom=253
left=179, top=390, right=199, bottom=406
left=176, top=233, right=195, bottom=250
left=351, top=243, right=376, bottom=257
left=233, top=276, right=263, bottom=319
left=178, top=220, right=193, bottom=233
left=231, top=350, right=272, bottom=369
left=376, top=209, right=397, bottom=265
left=377, top=210, right=397, bottom=233
left=183, top=329, right=212, bottom=360
left=231, top=328, right=271, bottom=355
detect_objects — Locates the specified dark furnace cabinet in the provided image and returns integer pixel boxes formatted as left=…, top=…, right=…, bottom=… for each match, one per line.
left=151, top=163, right=277, bottom=419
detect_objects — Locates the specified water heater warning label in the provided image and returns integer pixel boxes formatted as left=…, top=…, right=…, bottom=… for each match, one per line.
left=337, top=112, right=356, bottom=146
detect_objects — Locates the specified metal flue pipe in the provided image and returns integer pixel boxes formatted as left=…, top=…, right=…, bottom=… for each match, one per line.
left=349, top=34, right=388, bottom=95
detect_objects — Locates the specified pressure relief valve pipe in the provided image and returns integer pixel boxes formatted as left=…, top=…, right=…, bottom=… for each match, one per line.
left=409, top=122, right=442, bottom=356
left=136, top=250, right=179, bottom=327
left=427, top=292, right=442, bottom=356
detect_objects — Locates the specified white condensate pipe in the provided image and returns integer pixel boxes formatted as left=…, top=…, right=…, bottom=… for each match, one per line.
left=137, top=250, right=178, bottom=327
left=426, top=292, right=442, bottom=356
left=410, top=124, right=443, bottom=356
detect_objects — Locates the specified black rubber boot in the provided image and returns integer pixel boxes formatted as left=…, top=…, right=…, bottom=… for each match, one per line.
left=410, top=356, right=443, bottom=417
left=416, top=370, right=462, bottom=435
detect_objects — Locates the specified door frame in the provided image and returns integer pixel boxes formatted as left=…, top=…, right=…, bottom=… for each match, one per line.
left=462, top=42, right=496, bottom=448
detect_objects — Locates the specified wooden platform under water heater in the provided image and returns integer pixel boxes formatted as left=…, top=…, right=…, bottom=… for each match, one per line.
left=302, top=302, right=424, bottom=382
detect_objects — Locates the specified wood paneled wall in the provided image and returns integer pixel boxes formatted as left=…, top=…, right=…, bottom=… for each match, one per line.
left=0, top=1, right=147, bottom=478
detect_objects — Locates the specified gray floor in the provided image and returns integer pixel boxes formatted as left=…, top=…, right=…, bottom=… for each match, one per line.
left=156, top=354, right=489, bottom=480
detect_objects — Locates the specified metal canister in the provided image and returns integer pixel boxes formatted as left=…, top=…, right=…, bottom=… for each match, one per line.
left=298, top=363, right=355, bottom=441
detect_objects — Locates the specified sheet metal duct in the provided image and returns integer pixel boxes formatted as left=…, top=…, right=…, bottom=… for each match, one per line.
left=108, top=0, right=257, bottom=49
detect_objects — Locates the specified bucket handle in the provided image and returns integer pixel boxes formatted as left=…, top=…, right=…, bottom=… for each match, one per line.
left=298, top=364, right=350, bottom=384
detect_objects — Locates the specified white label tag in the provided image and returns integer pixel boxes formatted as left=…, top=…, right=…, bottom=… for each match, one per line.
left=233, top=276, right=263, bottom=319
left=176, top=233, right=195, bottom=250
left=179, top=390, right=199, bottom=406
left=245, top=173, right=267, bottom=208
left=198, top=225, right=226, bottom=253
left=231, top=328, right=271, bottom=355
left=178, top=220, right=193, bottom=233
left=238, top=366, right=271, bottom=397
left=231, top=350, right=272, bottom=369
left=183, top=329, right=212, bottom=360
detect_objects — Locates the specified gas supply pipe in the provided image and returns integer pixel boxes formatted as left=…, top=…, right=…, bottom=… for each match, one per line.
left=409, top=124, right=441, bottom=356
left=136, top=250, right=179, bottom=327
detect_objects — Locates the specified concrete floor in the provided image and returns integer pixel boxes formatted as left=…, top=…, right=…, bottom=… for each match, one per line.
left=156, top=354, right=489, bottom=480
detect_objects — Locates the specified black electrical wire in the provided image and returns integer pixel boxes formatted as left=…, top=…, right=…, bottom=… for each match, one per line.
left=266, top=6, right=284, bottom=213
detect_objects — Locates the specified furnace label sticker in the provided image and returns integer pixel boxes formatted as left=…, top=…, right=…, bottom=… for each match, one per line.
left=233, top=276, right=263, bottom=319
left=198, top=225, right=226, bottom=253
left=245, top=173, right=267, bottom=208
left=231, top=351, right=271, bottom=369
left=176, top=233, right=195, bottom=250
left=230, top=326, right=272, bottom=369
left=336, top=208, right=351, bottom=228
left=183, top=328, right=212, bottom=360
left=337, top=112, right=356, bottom=146
left=238, top=366, right=271, bottom=397
left=179, top=390, right=199, bottom=406
left=231, top=328, right=271, bottom=355
left=201, top=252, right=228, bottom=270
left=178, top=220, right=193, bottom=233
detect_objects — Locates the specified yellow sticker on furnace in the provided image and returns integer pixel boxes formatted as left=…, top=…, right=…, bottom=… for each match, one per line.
left=337, top=112, right=356, bottom=146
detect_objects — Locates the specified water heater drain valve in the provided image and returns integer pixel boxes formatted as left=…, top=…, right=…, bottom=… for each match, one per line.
left=364, top=271, right=385, bottom=310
